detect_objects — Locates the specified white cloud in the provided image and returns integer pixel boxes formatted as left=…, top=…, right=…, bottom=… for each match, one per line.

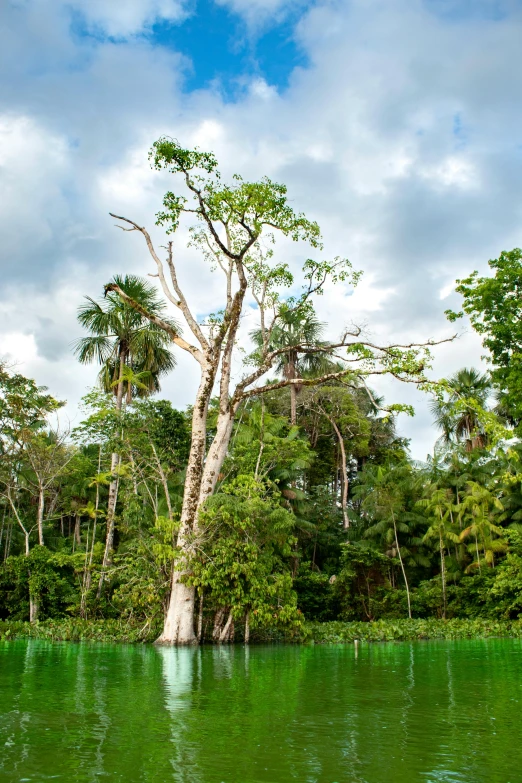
left=213, top=0, right=304, bottom=29
left=420, top=156, right=479, bottom=190
left=1, top=0, right=521, bottom=458
left=10, top=0, right=190, bottom=38
left=0, top=114, right=75, bottom=277
left=76, top=0, right=190, bottom=37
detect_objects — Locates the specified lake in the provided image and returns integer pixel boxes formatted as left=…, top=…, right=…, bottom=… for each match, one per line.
left=1, top=638, right=521, bottom=782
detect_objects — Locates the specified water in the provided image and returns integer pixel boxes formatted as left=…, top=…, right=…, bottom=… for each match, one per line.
left=1, top=639, right=521, bottom=782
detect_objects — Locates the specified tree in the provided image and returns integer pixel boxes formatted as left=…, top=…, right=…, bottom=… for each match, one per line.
left=447, top=249, right=522, bottom=428
left=75, top=274, right=177, bottom=403
left=300, top=384, right=371, bottom=529
left=251, top=304, right=329, bottom=424
left=106, top=137, right=452, bottom=643
left=0, top=364, right=63, bottom=555
left=22, top=430, right=74, bottom=548
left=189, top=476, right=300, bottom=643
left=74, top=275, right=177, bottom=591
left=430, top=367, right=491, bottom=450
left=460, top=482, right=507, bottom=571
left=417, top=485, right=460, bottom=618
left=353, top=462, right=426, bottom=618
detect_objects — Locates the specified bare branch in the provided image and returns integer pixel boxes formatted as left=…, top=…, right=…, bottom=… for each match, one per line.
left=164, top=241, right=210, bottom=350
left=109, top=213, right=209, bottom=351
left=105, top=283, right=205, bottom=365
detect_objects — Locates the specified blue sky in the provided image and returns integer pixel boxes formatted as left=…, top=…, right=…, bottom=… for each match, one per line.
left=69, top=1, right=308, bottom=94
left=1, top=0, right=522, bottom=456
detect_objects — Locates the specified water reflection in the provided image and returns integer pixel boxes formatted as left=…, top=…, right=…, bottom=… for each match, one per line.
left=1, top=639, right=522, bottom=783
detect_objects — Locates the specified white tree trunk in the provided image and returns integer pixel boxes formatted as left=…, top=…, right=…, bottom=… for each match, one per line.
left=157, top=394, right=235, bottom=643
left=198, top=410, right=235, bottom=503
left=97, top=355, right=126, bottom=598
left=29, top=594, right=39, bottom=624
left=37, top=486, right=45, bottom=546
left=156, top=368, right=216, bottom=645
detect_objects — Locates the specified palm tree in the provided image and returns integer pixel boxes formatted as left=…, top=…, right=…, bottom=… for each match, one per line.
left=430, top=367, right=491, bottom=451
left=74, top=275, right=179, bottom=593
left=417, top=485, right=460, bottom=618
left=251, top=307, right=329, bottom=425
left=460, top=481, right=507, bottom=571
left=353, top=462, right=425, bottom=618
left=74, top=275, right=178, bottom=406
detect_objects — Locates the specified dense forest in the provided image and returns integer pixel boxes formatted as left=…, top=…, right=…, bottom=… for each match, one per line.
left=2, top=140, right=522, bottom=644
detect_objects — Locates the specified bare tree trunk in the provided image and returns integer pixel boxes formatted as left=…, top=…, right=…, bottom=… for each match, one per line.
left=74, top=513, right=81, bottom=546
left=157, top=407, right=236, bottom=644
left=290, top=384, right=297, bottom=426
left=198, top=410, right=235, bottom=503
left=439, top=530, right=446, bottom=620
left=219, top=611, right=234, bottom=643
left=244, top=611, right=250, bottom=644
left=29, top=594, right=39, bottom=624
left=6, top=489, right=30, bottom=555
left=97, top=355, right=126, bottom=598
left=151, top=441, right=173, bottom=520
left=81, top=453, right=101, bottom=618
left=328, top=415, right=349, bottom=529
left=4, top=520, right=13, bottom=560
left=96, top=458, right=120, bottom=598
left=212, top=608, right=226, bottom=642
left=197, top=591, right=204, bottom=643
left=156, top=368, right=215, bottom=645
left=37, top=485, right=45, bottom=546
left=392, top=511, right=412, bottom=619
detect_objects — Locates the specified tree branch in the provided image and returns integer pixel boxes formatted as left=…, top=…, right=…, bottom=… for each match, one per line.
left=104, top=283, right=205, bottom=365
left=109, top=213, right=209, bottom=351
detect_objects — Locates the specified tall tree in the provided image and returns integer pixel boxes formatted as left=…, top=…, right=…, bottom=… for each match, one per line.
left=447, top=249, right=522, bottom=428
left=0, top=364, right=63, bottom=555
left=354, top=463, right=414, bottom=617
left=430, top=367, right=491, bottom=450
left=74, top=275, right=177, bottom=591
left=418, top=485, right=460, bottom=618
left=251, top=305, right=328, bottom=424
left=107, top=138, right=452, bottom=643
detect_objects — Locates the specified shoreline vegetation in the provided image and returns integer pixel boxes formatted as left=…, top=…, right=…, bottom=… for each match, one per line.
left=3, top=141, right=522, bottom=645
left=2, top=618, right=521, bottom=645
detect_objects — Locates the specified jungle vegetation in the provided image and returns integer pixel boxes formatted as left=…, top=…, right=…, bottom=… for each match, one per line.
left=2, top=140, right=522, bottom=644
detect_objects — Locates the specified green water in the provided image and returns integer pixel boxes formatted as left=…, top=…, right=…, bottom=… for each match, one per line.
left=1, top=639, right=521, bottom=782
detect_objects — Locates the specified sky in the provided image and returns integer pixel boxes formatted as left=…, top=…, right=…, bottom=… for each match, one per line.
left=1, top=0, right=522, bottom=458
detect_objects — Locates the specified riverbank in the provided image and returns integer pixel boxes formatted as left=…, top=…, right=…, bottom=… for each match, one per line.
left=2, top=617, right=522, bottom=644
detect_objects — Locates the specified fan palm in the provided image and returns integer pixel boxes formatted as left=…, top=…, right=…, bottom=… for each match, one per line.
left=251, top=307, right=329, bottom=424
left=430, top=367, right=491, bottom=451
left=417, top=485, right=460, bottom=618
left=74, top=274, right=178, bottom=406
left=353, top=461, right=426, bottom=618
left=73, top=275, right=179, bottom=593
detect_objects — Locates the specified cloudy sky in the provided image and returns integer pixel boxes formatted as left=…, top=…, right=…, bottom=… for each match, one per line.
left=1, top=0, right=521, bottom=458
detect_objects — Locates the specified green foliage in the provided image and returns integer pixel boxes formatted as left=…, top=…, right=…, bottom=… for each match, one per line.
left=447, top=248, right=522, bottom=427
left=74, top=274, right=177, bottom=400
left=149, top=137, right=321, bottom=248
left=189, top=476, right=302, bottom=632
left=305, top=618, right=522, bottom=644
left=0, top=547, right=84, bottom=620
left=5, top=235, right=522, bottom=643
left=0, top=365, right=63, bottom=450
left=0, top=617, right=161, bottom=643
left=334, top=544, right=394, bottom=621
left=294, top=565, right=337, bottom=622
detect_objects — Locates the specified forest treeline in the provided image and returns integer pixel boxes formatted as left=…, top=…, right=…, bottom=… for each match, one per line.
left=2, top=139, right=522, bottom=643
